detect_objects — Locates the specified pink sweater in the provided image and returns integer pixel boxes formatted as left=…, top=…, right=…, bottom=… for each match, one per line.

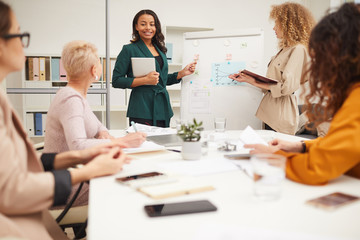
left=44, top=87, right=110, bottom=152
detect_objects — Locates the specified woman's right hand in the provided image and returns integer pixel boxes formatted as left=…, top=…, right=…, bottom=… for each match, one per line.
left=113, top=132, right=147, bottom=148
left=85, top=147, right=131, bottom=178
left=146, top=71, right=160, bottom=85
left=71, top=147, right=131, bottom=184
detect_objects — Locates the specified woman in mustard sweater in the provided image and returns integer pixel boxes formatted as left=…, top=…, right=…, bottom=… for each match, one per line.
left=245, top=3, right=360, bottom=184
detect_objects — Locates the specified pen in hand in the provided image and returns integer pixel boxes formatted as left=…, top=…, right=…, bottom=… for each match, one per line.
left=131, top=121, right=138, bottom=132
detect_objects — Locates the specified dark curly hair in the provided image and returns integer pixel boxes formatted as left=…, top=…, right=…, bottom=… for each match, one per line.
left=270, top=2, right=315, bottom=48
left=304, top=3, right=360, bottom=127
left=131, top=9, right=167, bottom=54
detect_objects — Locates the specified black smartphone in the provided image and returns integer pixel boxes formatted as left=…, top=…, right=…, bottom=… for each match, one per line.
left=224, top=153, right=251, bottom=160
left=116, top=172, right=163, bottom=182
left=144, top=200, right=217, bottom=217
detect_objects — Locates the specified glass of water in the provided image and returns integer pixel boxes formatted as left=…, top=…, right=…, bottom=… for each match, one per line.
left=214, top=117, right=226, bottom=132
left=251, top=154, right=287, bottom=201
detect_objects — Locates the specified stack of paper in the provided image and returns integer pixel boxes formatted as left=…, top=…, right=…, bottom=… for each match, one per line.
left=126, top=123, right=176, bottom=136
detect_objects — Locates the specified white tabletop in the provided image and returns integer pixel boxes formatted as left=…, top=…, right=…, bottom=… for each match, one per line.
left=88, top=130, right=360, bottom=240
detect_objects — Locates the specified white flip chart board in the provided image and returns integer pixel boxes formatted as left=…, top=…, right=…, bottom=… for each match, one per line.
left=180, top=28, right=265, bottom=130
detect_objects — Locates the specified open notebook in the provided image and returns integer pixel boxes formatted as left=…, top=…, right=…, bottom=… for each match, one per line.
left=122, top=141, right=165, bottom=154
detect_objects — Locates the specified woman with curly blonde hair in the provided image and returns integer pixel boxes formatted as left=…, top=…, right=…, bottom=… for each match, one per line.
left=243, top=3, right=360, bottom=184
left=230, top=2, right=315, bottom=134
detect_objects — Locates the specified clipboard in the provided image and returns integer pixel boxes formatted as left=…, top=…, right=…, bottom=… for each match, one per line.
left=241, top=69, right=278, bottom=84
left=131, top=57, right=155, bottom=77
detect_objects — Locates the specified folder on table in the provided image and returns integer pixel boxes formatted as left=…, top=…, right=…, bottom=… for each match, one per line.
left=32, top=57, right=39, bottom=80
left=59, top=59, right=67, bottom=81
left=34, top=112, right=43, bottom=136
left=51, top=58, right=60, bottom=81
left=27, top=58, right=34, bottom=80
left=39, top=57, right=46, bottom=80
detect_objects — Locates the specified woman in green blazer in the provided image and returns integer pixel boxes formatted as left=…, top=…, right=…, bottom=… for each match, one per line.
left=112, top=9, right=196, bottom=127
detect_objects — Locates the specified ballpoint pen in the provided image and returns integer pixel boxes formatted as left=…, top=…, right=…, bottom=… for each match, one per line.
left=131, top=121, right=138, bottom=132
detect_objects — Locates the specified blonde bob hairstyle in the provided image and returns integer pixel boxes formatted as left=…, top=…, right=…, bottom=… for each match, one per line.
left=270, top=2, right=315, bottom=48
left=61, top=40, right=99, bottom=79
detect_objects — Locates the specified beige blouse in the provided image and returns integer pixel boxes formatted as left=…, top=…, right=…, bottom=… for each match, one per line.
left=0, top=90, right=67, bottom=239
left=256, top=44, right=310, bottom=134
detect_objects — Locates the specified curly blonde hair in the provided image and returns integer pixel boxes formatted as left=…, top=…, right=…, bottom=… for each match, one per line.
left=270, top=2, right=315, bottom=48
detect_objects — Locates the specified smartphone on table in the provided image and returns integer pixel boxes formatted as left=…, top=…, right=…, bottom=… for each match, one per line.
left=306, top=192, right=360, bottom=211
left=144, top=200, right=217, bottom=217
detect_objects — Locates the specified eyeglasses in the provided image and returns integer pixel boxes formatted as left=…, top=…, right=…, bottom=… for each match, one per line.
left=2, top=32, right=30, bottom=48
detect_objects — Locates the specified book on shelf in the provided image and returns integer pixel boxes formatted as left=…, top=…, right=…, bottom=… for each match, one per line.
left=26, top=58, right=34, bottom=80
left=34, top=112, right=42, bottom=136
left=241, top=69, right=278, bottom=84
left=59, top=58, right=67, bottom=81
left=39, top=57, right=46, bottom=81
left=51, top=57, right=60, bottom=81
left=32, top=57, right=39, bottom=81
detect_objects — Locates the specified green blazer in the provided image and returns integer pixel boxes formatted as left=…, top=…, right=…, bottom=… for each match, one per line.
left=112, top=39, right=181, bottom=127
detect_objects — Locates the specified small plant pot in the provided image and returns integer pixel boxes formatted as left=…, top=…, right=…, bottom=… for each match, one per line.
left=181, top=141, right=202, bottom=160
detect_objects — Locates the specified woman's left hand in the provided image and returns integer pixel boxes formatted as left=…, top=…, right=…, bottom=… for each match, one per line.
left=243, top=143, right=279, bottom=154
left=178, top=61, right=197, bottom=79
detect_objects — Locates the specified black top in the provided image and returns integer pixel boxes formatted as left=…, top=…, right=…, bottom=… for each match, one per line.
left=155, top=55, right=164, bottom=69
left=41, top=153, right=72, bottom=206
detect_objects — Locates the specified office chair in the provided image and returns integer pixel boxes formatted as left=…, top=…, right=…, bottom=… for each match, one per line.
left=49, top=182, right=88, bottom=239
left=35, top=143, right=88, bottom=239
left=296, top=104, right=318, bottom=139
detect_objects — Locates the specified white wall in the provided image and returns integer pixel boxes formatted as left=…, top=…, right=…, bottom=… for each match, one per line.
left=6, top=0, right=330, bottom=64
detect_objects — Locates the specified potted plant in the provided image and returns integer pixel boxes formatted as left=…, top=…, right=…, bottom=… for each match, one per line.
left=177, top=119, right=204, bottom=160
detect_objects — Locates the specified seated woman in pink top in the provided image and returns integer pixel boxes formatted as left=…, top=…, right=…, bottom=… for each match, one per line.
left=44, top=40, right=146, bottom=153
left=44, top=40, right=146, bottom=208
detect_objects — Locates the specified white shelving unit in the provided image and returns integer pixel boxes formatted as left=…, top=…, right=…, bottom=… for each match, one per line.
left=164, top=25, right=213, bottom=127
left=5, top=55, right=128, bottom=142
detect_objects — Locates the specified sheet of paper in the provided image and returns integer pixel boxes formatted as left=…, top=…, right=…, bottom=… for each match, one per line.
left=126, top=123, right=176, bottom=136
left=158, top=158, right=238, bottom=176
left=122, top=140, right=166, bottom=154
left=230, top=160, right=253, bottom=178
left=240, top=125, right=268, bottom=145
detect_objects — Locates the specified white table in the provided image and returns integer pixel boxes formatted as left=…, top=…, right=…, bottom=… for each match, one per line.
left=88, top=130, right=360, bottom=240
